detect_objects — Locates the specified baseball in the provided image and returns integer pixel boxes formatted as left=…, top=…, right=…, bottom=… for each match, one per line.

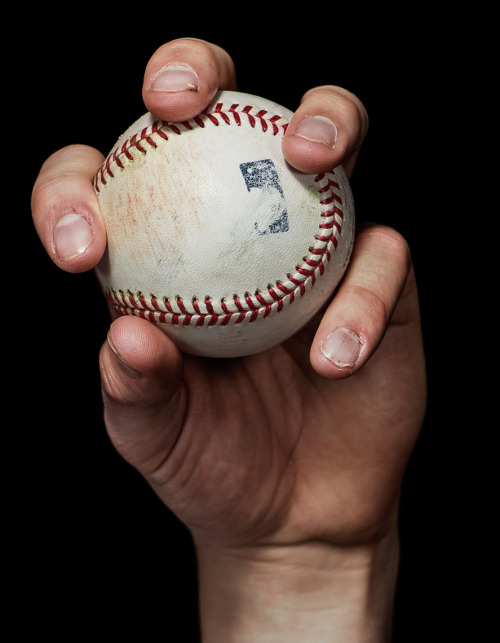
left=94, top=91, right=355, bottom=358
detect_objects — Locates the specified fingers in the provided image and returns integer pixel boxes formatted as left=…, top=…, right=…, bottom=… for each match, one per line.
left=282, top=85, right=369, bottom=177
left=31, top=144, right=106, bottom=273
left=142, top=38, right=368, bottom=178
left=310, top=225, right=414, bottom=379
left=99, top=315, right=185, bottom=474
left=31, top=38, right=236, bottom=274
left=32, top=37, right=367, bottom=280
left=142, top=37, right=237, bottom=121
left=142, top=40, right=368, bottom=178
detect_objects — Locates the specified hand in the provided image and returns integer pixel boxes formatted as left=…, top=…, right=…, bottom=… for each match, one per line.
left=32, top=37, right=426, bottom=642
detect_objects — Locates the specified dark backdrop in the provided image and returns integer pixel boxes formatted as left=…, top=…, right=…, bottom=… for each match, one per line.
left=10, top=9, right=485, bottom=641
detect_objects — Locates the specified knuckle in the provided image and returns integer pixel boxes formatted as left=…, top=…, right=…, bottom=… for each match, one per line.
left=348, top=283, right=390, bottom=327
left=358, top=224, right=411, bottom=272
left=99, top=347, right=139, bottom=408
left=151, top=37, right=215, bottom=68
left=302, top=85, right=369, bottom=128
left=344, top=226, right=413, bottom=326
left=32, top=145, right=103, bottom=213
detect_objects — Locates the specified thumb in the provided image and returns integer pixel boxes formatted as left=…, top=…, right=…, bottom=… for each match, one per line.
left=99, top=316, right=186, bottom=475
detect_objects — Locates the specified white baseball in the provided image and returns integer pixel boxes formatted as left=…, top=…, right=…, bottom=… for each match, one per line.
left=94, top=91, right=355, bottom=358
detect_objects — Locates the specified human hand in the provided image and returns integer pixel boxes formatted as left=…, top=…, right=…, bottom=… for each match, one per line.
left=32, top=38, right=426, bottom=641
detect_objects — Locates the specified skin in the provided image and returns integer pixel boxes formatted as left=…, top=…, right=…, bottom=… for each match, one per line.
left=32, top=38, right=426, bottom=641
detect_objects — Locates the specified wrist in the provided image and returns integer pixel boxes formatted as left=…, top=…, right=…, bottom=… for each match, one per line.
left=195, top=529, right=400, bottom=642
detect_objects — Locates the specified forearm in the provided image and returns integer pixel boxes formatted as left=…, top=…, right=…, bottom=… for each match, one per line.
left=196, top=529, right=400, bottom=643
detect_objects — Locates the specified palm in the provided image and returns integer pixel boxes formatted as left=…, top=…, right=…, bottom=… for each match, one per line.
left=139, top=279, right=425, bottom=549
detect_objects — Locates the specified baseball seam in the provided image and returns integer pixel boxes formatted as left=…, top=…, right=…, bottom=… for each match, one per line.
left=94, top=100, right=345, bottom=327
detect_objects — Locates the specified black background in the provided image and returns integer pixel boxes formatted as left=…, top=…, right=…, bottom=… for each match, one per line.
left=9, top=8, right=489, bottom=641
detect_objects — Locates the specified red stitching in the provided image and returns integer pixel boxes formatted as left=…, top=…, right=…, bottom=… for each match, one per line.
left=212, top=102, right=231, bottom=124
left=94, top=101, right=290, bottom=192
left=97, top=100, right=347, bottom=327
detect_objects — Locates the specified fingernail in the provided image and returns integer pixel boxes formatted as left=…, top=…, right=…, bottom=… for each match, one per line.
left=107, top=332, right=142, bottom=379
left=321, top=327, right=362, bottom=368
left=54, top=213, right=93, bottom=259
left=150, top=64, right=199, bottom=92
left=294, top=116, right=338, bottom=148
